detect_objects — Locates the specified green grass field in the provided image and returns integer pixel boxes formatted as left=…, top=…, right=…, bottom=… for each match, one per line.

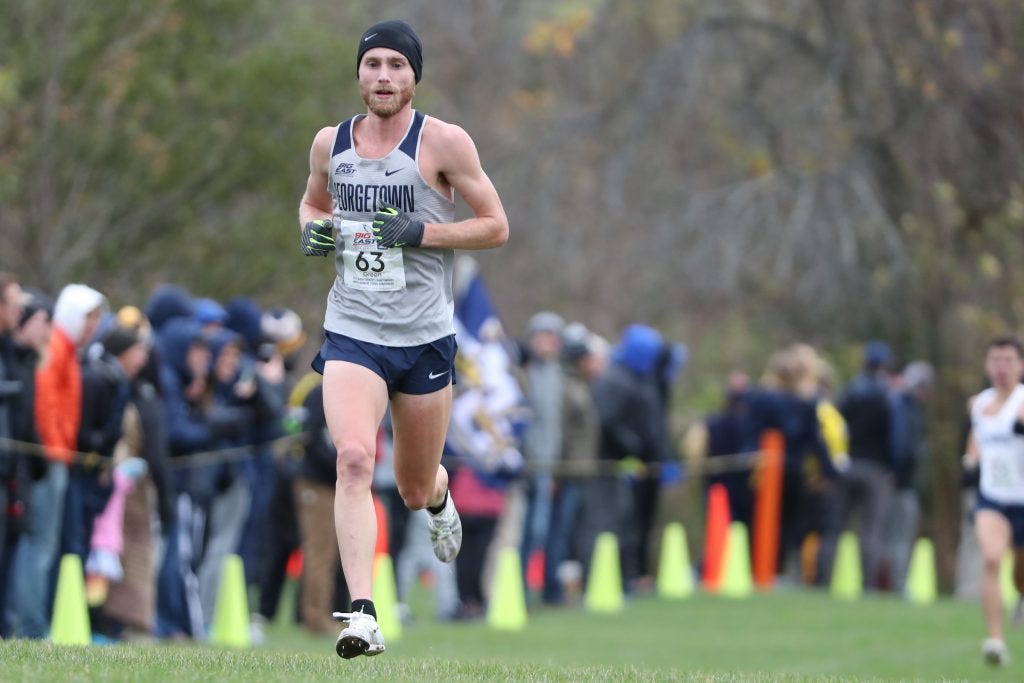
left=0, top=586, right=1020, bottom=682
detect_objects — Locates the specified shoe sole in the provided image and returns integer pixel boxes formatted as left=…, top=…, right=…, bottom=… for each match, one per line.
left=336, top=634, right=384, bottom=659
left=984, top=651, right=1006, bottom=667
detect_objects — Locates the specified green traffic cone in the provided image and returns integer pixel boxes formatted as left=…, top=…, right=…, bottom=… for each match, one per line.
left=486, top=547, right=528, bottom=631
left=372, top=552, right=402, bottom=641
left=585, top=532, right=624, bottom=614
left=830, top=532, right=863, bottom=601
left=905, top=537, right=937, bottom=605
left=211, top=554, right=251, bottom=647
left=51, top=554, right=91, bottom=645
left=657, top=522, right=695, bottom=600
left=720, top=522, right=754, bottom=598
left=1000, top=551, right=1020, bottom=609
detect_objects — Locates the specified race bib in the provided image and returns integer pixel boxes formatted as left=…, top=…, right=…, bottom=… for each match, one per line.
left=337, top=219, right=407, bottom=291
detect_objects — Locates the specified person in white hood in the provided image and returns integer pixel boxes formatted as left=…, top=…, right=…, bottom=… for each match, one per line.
left=5, top=283, right=105, bottom=639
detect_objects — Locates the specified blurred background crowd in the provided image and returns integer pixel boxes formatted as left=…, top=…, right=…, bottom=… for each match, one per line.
left=0, top=266, right=981, bottom=645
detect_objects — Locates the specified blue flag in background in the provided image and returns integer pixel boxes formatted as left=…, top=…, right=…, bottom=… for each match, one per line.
left=449, top=256, right=526, bottom=478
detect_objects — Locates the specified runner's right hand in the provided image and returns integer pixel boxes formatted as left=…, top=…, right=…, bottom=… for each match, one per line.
left=301, top=219, right=335, bottom=256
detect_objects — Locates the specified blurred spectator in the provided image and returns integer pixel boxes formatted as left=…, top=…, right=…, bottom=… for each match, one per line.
left=704, top=371, right=755, bottom=530
left=2, top=287, right=52, bottom=634
left=193, top=298, right=228, bottom=336
left=288, top=375, right=343, bottom=634
left=543, top=322, right=600, bottom=604
left=770, top=345, right=838, bottom=581
left=396, top=509, right=459, bottom=622
left=885, top=360, right=935, bottom=592
left=63, top=319, right=140, bottom=569
left=0, top=273, right=25, bottom=631
left=144, top=284, right=195, bottom=334
left=251, top=307, right=307, bottom=640
left=446, top=464, right=499, bottom=620
left=803, top=356, right=850, bottom=585
left=569, top=328, right=610, bottom=588
left=196, top=328, right=259, bottom=633
left=153, top=314, right=212, bottom=640
left=629, top=336, right=686, bottom=588
left=592, top=323, right=666, bottom=591
left=225, top=297, right=286, bottom=591
left=446, top=337, right=522, bottom=619
left=518, top=311, right=565, bottom=596
left=838, top=340, right=899, bottom=590
left=262, top=307, right=307, bottom=374
left=103, top=308, right=171, bottom=639
left=81, top=325, right=151, bottom=637
left=789, top=347, right=848, bottom=585
left=112, top=305, right=175, bottom=532
left=6, top=283, right=105, bottom=639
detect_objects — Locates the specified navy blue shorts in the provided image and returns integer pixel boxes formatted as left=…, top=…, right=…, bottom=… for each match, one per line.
left=313, top=330, right=457, bottom=396
left=976, top=492, right=1024, bottom=548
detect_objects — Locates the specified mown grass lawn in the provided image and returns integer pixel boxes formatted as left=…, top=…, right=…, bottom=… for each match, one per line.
left=0, top=587, right=1018, bottom=682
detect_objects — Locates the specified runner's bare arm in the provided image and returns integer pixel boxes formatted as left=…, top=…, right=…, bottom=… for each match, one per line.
left=299, top=126, right=337, bottom=229
left=963, top=395, right=979, bottom=469
left=418, top=122, right=508, bottom=250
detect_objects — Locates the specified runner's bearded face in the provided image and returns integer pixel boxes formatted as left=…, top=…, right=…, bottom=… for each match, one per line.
left=985, top=346, right=1024, bottom=390
left=359, top=48, right=416, bottom=118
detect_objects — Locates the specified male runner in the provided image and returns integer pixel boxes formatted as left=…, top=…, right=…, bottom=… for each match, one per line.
left=297, top=19, right=508, bottom=658
left=964, top=336, right=1024, bottom=667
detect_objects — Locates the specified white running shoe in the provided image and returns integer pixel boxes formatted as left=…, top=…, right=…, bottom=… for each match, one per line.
left=982, top=637, right=1010, bottom=667
left=333, top=611, right=385, bottom=659
left=426, top=492, right=463, bottom=563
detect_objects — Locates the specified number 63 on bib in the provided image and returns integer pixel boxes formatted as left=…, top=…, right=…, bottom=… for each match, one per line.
left=337, top=219, right=407, bottom=291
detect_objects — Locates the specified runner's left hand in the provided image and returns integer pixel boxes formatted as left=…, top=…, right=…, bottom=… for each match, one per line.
left=372, top=204, right=424, bottom=249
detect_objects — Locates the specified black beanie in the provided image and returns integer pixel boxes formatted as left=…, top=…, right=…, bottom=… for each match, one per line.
left=18, top=287, right=54, bottom=328
left=102, top=325, right=142, bottom=358
left=357, top=20, right=423, bottom=83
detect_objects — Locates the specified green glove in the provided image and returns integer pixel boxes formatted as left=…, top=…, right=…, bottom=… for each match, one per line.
left=372, top=204, right=424, bottom=249
left=301, top=219, right=335, bottom=256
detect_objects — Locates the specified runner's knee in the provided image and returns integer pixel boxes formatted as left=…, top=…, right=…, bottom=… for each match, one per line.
left=982, top=552, right=1004, bottom=574
left=335, top=442, right=375, bottom=486
left=398, top=485, right=433, bottom=511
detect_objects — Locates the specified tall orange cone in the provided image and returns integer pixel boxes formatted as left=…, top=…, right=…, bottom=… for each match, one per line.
left=525, top=550, right=545, bottom=594
left=702, top=484, right=731, bottom=592
left=373, top=494, right=389, bottom=555
left=753, top=429, right=783, bottom=590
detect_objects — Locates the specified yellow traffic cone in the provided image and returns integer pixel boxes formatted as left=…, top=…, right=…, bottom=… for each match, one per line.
left=1000, top=552, right=1020, bottom=609
left=51, top=554, right=91, bottom=645
left=372, top=552, right=402, bottom=641
left=905, top=537, right=937, bottom=605
left=211, top=554, right=251, bottom=647
left=486, top=547, right=528, bottom=631
left=830, top=531, right=863, bottom=601
left=657, top=522, right=694, bottom=600
left=585, top=532, right=624, bottom=613
left=720, top=522, right=754, bottom=598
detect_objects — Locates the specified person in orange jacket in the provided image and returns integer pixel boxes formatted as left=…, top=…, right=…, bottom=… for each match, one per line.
left=5, top=283, right=105, bottom=638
